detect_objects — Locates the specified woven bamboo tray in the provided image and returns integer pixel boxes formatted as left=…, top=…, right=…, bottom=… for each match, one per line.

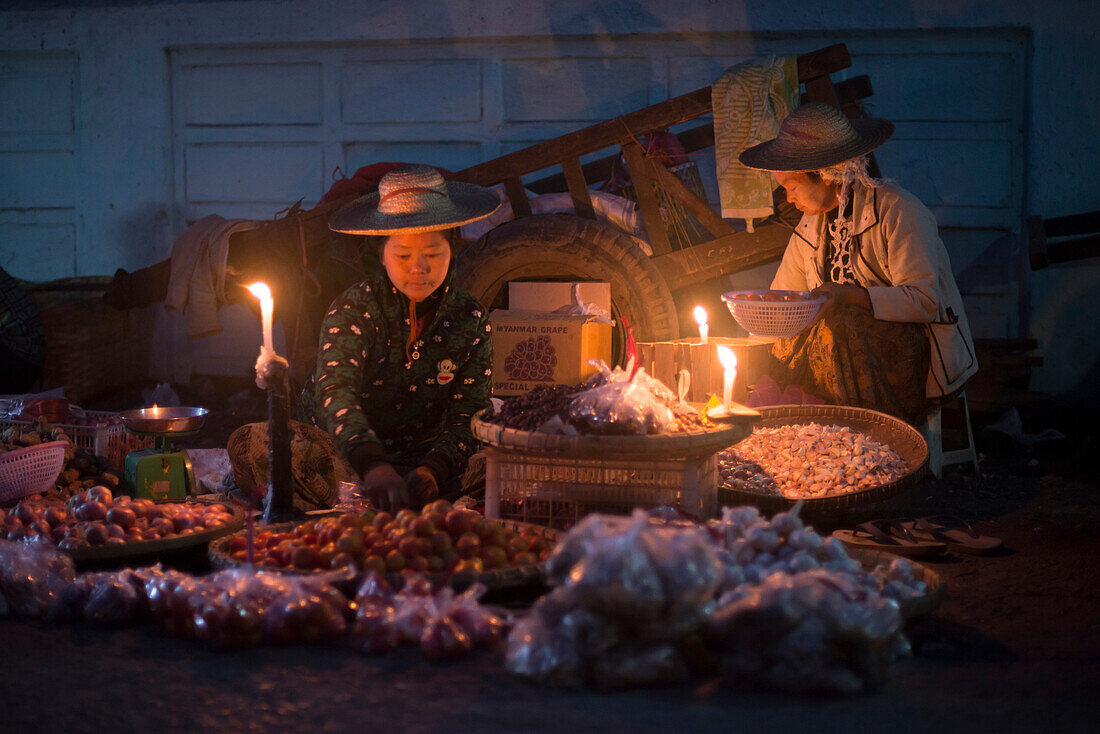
left=31, top=279, right=154, bottom=405
left=850, top=548, right=945, bottom=620
left=65, top=500, right=245, bottom=563
left=472, top=408, right=756, bottom=459
left=716, top=405, right=929, bottom=514
left=209, top=518, right=561, bottom=592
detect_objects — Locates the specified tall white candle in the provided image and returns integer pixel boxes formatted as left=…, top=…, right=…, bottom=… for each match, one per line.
left=717, top=345, right=737, bottom=407
left=693, top=305, right=708, bottom=345
left=247, top=282, right=275, bottom=355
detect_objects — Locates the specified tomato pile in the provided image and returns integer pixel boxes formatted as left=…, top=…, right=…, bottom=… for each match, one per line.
left=0, top=487, right=236, bottom=551
left=228, top=500, right=553, bottom=574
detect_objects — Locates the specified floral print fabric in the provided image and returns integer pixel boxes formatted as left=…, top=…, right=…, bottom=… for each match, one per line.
left=299, top=265, right=492, bottom=483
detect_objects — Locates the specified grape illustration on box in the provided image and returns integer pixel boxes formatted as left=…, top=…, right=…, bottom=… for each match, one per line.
left=504, top=335, right=557, bottom=381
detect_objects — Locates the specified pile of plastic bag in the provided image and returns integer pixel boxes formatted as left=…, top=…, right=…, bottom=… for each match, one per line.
left=351, top=573, right=505, bottom=661
left=508, top=512, right=720, bottom=689
left=566, top=362, right=679, bottom=435
left=486, top=358, right=706, bottom=436
left=147, top=568, right=349, bottom=648
left=0, top=539, right=509, bottom=658
left=507, top=508, right=922, bottom=694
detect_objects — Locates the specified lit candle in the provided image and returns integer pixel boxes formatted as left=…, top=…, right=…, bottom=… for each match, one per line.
left=694, top=305, right=708, bottom=345
left=717, top=345, right=737, bottom=407
left=247, top=282, right=275, bottom=356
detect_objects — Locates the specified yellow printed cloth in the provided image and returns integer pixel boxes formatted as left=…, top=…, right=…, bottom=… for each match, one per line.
left=712, top=56, right=799, bottom=230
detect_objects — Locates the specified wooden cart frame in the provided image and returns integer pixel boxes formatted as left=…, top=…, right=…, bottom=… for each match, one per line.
left=452, top=43, right=874, bottom=295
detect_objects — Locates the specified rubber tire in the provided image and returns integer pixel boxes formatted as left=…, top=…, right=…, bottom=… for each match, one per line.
left=454, top=214, right=680, bottom=343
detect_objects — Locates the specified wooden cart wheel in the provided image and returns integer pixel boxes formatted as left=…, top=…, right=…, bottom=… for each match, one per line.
left=454, top=214, right=680, bottom=353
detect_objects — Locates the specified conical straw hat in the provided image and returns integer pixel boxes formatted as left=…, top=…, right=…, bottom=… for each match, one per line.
left=739, top=103, right=894, bottom=172
left=329, top=164, right=501, bottom=235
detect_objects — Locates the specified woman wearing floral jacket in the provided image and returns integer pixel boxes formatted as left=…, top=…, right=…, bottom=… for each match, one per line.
left=301, top=164, right=500, bottom=511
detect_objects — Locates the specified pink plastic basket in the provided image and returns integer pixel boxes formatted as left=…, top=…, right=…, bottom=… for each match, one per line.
left=0, top=441, right=67, bottom=503
left=722, top=290, right=826, bottom=338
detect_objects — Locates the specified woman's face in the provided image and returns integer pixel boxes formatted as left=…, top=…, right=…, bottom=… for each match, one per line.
left=381, top=231, right=451, bottom=302
left=774, top=171, right=839, bottom=215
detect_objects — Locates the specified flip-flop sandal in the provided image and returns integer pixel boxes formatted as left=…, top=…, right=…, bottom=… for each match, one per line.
left=894, top=516, right=1003, bottom=555
left=832, top=520, right=947, bottom=557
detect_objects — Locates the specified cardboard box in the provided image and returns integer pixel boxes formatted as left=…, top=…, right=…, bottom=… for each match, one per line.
left=490, top=309, right=612, bottom=396
left=508, top=281, right=611, bottom=314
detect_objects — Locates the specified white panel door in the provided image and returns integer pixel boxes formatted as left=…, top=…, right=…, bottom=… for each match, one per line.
left=0, top=51, right=79, bottom=280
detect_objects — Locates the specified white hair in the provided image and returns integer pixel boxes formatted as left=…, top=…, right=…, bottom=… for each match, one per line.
left=818, top=156, right=890, bottom=242
left=816, top=155, right=883, bottom=188
left=820, top=156, right=889, bottom=211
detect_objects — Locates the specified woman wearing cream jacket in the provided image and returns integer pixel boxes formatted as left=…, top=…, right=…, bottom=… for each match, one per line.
left=739, top=103, right=977, bottom=424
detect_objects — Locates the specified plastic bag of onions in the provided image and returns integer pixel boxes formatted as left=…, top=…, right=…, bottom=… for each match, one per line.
left=350, top=572, right=505, bottom=661
left=0, top=538, right=75, bottom=618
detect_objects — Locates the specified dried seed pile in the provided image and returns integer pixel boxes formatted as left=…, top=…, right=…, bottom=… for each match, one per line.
left=483, top=384, right=578, bottom=431
left=484, top=383, right=711, bottom=435
left=719, top=423, right=907, bottom=499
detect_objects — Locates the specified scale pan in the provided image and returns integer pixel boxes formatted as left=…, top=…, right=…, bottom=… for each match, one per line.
left=119, top=406, right=208, bottom=434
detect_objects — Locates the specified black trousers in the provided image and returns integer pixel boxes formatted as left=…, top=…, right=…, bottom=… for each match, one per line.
left=0, top=343, right=42, bottom=394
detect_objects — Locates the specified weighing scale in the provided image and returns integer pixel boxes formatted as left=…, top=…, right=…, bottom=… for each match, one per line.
left=118, top=406, right=208, bottom=501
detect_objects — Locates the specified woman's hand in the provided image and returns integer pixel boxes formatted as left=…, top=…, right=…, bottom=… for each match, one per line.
left=811, top=283, right=872, bottom=312
left=403, top=466, right=439, bottom=508
left=360, top=462, right=410, bottom=512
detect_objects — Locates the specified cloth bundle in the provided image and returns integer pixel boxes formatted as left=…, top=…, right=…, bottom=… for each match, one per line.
left=165, top=214, right=260, bottom=338
left=226, top=420, right=355, bottom=511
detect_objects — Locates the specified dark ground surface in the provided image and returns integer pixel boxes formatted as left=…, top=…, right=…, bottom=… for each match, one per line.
left=2, top=377, right=1099, bottom=733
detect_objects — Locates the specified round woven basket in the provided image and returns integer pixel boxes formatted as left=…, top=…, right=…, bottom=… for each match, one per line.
left=0, top=441, right=68, bottom=503
left=849, top=548, right=945, bottom=620
left=722, top=290, right=826, bottom=338
left=209, top=518, right=561, bottom=592
left=716, top=405, right=928, bottom=515
left=471, top=408, right=755, bottom=460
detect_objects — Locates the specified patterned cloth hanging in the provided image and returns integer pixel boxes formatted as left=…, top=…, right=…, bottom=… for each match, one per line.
left=712, top=56, right=799, bottom=231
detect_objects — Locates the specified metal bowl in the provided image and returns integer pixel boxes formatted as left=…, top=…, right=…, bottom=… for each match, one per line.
left=119, top=406, right=208, bottom=435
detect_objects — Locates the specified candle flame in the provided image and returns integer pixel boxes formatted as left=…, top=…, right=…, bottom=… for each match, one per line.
left=247, top=282, right=272, bottom=301
left=693, top=305, right=707, bottom=326
left=717, top=345, right=737, bottom=371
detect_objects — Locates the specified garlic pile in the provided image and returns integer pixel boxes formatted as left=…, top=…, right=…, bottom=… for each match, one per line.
left=703, top=505, right=923, bottom=693
left=719, top=423, right=907, bottom=499
left=705, top=505, right=927, bottom=604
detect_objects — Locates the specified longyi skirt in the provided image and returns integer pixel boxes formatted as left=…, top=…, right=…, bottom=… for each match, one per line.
left=768, top=305, right=931, bottom=425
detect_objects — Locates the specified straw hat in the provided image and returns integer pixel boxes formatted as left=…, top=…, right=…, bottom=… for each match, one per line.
left=738, top=103, right=894, bottom=172
left=329, top=164, right=501, bottom=235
